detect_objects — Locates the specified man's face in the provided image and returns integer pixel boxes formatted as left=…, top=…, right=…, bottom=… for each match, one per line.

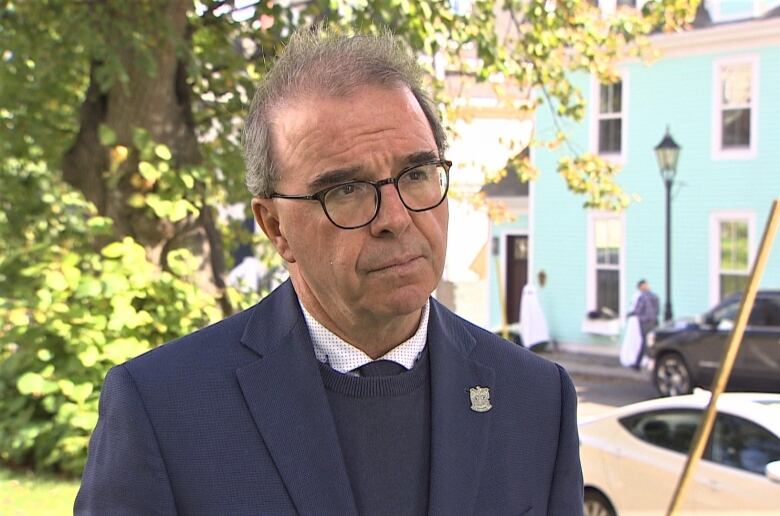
left=253, top=84, right=448, bottom=330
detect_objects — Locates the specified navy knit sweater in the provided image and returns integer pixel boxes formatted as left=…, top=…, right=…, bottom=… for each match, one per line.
left=319, top=349, right=431, bottom=516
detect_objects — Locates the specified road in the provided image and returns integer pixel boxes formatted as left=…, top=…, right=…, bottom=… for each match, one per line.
left=572, top=372, right=659, bottom=419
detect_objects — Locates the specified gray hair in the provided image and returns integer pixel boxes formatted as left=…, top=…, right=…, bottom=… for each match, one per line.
left=242, top=27, right=447, bottom=198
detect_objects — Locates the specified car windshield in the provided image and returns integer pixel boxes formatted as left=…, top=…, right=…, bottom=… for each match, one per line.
left=710, top=299, right=739, bottom=322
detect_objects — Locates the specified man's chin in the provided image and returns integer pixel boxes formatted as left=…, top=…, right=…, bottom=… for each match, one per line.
left=366, top=287, right=432, bottom=317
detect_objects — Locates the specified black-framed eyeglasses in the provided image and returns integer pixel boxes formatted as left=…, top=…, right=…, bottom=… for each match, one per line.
left=270, top=159, right=451, bottom=230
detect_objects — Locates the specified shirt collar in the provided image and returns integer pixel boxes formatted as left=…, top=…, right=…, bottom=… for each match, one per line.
left=299, top=300, right=429, bottom=375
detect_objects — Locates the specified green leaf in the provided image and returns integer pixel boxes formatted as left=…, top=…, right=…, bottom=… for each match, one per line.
left=101, top=241, right=125, bottom=258
left=70, top=383, right=94, bottom=404
left=132, top=127, right=152, bottom=153
left=9, top=308, right=29, bottom=326
left=78, top=346, right=100, bottom=367
left=98, top=124, right=117, bottom=146
left=44, top=270, right=69, bottom=291
left=71, top=412, right=99, bottom=430
left=75, top=277, right=102, bottom=298
left=128, top=193, right=146, bottom=208
left=18, top=372, right=45, bottom=395
left=138, top=161, right=160, bottom=182
left=154, top=144, right=172, bottom=161
left=180, top=173, right=195, bottom=189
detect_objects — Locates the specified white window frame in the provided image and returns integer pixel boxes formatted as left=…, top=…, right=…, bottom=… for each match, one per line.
left=596, top=0, right=648, bottom=15
left=709, top=0, right=765, bottom=23
left=711, top=55, right=759, bottom=160
left=590, top=71, right=629, bottom=163
left=583, top=211, right=626, bottom=335
left=708, top=210, right=756, bottom=307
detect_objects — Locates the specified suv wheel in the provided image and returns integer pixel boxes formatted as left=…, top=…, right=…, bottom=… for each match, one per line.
left=654, top=352, right=693, bottom=396
left=584, top=489, right=616, bottom=516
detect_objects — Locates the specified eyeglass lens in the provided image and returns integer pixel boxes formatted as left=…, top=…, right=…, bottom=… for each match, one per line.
left=323, top=162, right=448, bottom=229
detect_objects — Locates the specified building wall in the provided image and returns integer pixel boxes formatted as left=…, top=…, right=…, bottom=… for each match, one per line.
left=529, top=20, right=780, bottom=348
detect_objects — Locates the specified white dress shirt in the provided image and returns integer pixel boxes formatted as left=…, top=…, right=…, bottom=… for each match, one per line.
left=299, top=300, right=429, bottom=375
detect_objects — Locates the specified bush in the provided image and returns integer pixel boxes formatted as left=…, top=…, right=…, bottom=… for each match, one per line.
left=0, top=159, right=225, bottom=475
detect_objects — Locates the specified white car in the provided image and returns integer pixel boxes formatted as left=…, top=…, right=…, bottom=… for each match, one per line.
left=580, top=391, right=780, bottom=515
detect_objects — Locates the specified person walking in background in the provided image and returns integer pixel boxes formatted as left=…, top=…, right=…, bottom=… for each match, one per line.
left=627, top=279, right=660, bottom=370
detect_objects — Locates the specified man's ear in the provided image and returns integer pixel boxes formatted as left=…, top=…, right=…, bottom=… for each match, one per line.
left=251, top=197, right=295, bottom=263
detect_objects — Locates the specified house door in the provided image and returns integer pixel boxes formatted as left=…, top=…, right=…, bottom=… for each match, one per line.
left=505, top=235, right=528, bottom=324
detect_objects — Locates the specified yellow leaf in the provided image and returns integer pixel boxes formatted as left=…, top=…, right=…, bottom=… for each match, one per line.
left=109, top=145, right=129, bottom=169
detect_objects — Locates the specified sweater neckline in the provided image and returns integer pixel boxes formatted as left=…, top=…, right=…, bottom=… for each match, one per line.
left=318, top=347, right=430, bottom=398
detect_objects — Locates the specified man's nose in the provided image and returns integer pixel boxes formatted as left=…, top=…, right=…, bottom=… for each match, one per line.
left=369, top=183, right=411, bottom=237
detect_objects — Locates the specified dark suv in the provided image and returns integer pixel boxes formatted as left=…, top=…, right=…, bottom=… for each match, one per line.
left=648, top=290, right=780, bottom=396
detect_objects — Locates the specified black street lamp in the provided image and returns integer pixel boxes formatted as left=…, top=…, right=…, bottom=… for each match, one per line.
left=654, top=127, right=681, bottom=322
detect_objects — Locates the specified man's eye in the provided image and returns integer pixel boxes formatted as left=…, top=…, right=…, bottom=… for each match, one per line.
left=333, top=184, right=357, bottom=196
left=407, top=169, right=430, bottom=181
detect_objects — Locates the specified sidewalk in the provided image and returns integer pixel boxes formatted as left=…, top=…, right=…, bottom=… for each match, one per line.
left=534, top=345, right=652, bottom=382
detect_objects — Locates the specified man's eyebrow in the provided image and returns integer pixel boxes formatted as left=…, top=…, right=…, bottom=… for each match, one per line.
left=308, top=167, right=362, bottom=191
left=402, top=150, right=440, bottom=168
left=308, top=150, right=440, bottom=191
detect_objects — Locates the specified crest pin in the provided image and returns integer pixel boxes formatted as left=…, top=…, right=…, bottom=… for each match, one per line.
left=469, top=385, right=492, bottom=413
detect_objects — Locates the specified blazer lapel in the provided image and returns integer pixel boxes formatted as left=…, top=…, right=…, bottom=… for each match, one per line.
left=236, top=281, right=358, bottom=515
left=427, top=300, right=495, bottom=516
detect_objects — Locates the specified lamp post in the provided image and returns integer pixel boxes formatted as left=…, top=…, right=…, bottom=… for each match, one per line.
left=654, top=127, right=681, bottom=322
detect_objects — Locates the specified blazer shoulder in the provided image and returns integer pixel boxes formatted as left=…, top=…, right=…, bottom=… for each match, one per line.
left=124, top=303, right=257, bottom=375
left=437, top=301, right=564, bottom=380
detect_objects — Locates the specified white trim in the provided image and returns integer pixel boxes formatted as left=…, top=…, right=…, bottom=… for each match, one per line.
left=485, top=219, right=495, bottom=326
left=711, top=55, right=759, bottom=160
left=651, top=17, right=780, bottom=59
left=589, top=71, right=629, bottom=163
left=581, top=318, right=622, bottom=336
left=584, top=211, right=626, bottom=335
left=597, top=0, right=647, bottom=15
left=528, top=144, right=536, bottom=285
left=708, top=209, right=757, bottom=307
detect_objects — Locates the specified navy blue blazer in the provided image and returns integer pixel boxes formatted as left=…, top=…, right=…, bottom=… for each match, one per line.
left=75, top=281, right=583, bottom=515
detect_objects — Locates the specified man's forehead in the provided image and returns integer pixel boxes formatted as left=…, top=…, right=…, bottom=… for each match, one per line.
left=268, top=84, right=435, bottom=173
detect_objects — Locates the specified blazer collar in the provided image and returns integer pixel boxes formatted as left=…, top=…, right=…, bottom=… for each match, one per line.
left=427, top=299, right=495, bottom=515
left=236, top=281, right=358, bottom=515
left=236, top=282, right=494, bottom=515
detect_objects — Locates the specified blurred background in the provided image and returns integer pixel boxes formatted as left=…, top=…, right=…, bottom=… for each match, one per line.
left=3, top=0, right=780, bottom=514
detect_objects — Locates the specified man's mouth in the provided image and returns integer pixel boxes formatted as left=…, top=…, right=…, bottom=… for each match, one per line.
left=369, top=255, right=423, bottom=274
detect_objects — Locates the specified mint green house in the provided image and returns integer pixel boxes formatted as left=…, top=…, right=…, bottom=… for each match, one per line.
left=494, top=1, right=780, bottom=350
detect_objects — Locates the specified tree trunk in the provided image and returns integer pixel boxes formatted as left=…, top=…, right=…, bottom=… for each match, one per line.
left=62, top=0, right=232, bottom=314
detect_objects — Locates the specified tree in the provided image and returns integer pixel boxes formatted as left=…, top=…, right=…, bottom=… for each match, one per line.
left=0, top=0, right=698, bottom=474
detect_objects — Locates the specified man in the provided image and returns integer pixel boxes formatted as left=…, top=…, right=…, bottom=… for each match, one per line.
left=628, top=279, right=660, bottom=369
left=76, top=29, right=583, bottom=515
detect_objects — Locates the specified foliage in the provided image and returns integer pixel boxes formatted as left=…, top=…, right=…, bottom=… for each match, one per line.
left=0, top=0, right=698, bottom=475
left=0, top=159, right=223, bottom=474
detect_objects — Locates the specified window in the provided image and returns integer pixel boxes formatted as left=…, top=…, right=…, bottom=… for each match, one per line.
left=713, top=57, right=758, bottom=159
left=593, top=216, right=621, bottom=316
left=710, top=211, right=754, bottom=306
left=597, top=81, right=623, bottom=154
left=620, top=410, right=701, bottom=454
left=719, top=220, right=750, bottom=300
left=616, top=0, right=637, bottom=7
left=747, top=298, right=780, bottom=328
left=711, top=414, right=780, bottom=475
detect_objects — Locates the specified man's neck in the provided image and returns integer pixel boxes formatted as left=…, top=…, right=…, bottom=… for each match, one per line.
left=290, top=277, right=424, bottom=359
